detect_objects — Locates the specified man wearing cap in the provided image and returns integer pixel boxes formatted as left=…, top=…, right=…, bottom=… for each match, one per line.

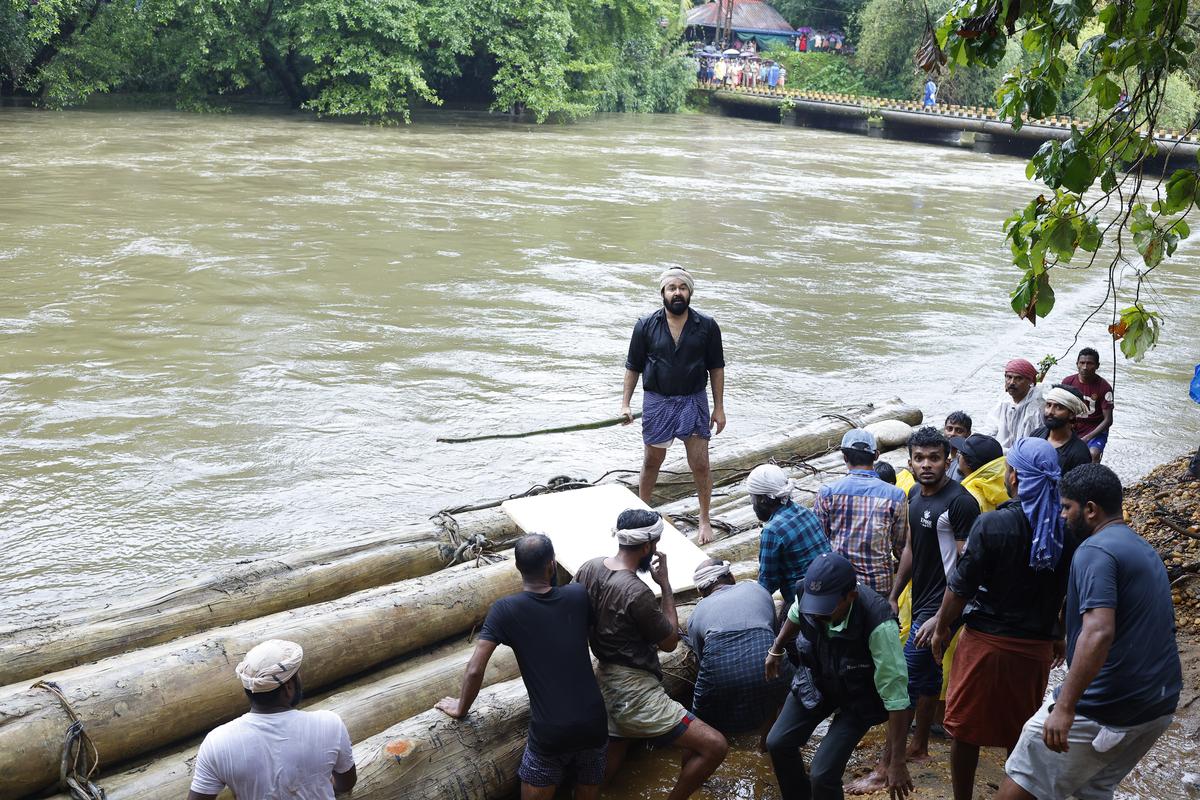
left=915, top=438, right=1078, bottom=800
left=764, top=552, right=913, bottom=800
left=438, top=534, right=608, bottom=799
left=688, top=558, right=792, bottom=740
left=982, top=359, right=1045, bottom=450
left=621, top=267, right=726, bottom=544
left=574, top=509, right=728, bottom=798
left=815, top=429, right=909, bottom=595
left=187, top=640, right=356, bottom=800
left=749, top=463, right=831, bottom=609
left=1030, top=384, right=1093, bottom=476
left=948, top=433, right=1007, bottom=513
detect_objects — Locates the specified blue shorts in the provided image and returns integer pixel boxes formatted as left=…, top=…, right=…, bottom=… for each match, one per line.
left=518, top=739, right=607, bottom=788
left=905, top=619, right=942, bottom=705
left=1086, top=429, right=1109, bottom=451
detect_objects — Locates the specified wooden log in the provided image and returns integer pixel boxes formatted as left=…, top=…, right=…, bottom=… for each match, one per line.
left=637, top=399, right=921, bottom=504
left=0, top=507, right=522, bottom=687
left=0, top=557, right=526, bottom=799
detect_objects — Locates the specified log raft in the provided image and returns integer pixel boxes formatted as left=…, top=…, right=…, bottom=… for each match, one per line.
left=0, top=399, right=919, bottom=687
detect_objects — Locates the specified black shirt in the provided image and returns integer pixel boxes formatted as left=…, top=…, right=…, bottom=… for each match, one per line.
left=948, top=500, right=1077, bottom=639
left=1031, top=426, right=1093, bottom=476
left=625, top=308, right=725, bottom=396
left=479, top=585, right=608, bottom=754
left=908, top=480, right=981, bottom=623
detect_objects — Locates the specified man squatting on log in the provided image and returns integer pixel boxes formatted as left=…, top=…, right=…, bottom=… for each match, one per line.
left=621, top=267, right=726, bottom=544
left=187, top=640, right=357, bottom=800
left=439, top=534, right=609, bottom=799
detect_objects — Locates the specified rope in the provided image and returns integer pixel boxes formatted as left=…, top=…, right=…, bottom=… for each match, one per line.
left=31, top=681, right=106, bottom=800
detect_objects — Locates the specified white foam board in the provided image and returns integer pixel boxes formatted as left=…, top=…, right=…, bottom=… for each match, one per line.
left=502, top=484, right=708, bottom=595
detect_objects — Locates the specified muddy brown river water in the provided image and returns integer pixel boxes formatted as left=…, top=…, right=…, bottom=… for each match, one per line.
left=1, top=106, right=1197, bottom=797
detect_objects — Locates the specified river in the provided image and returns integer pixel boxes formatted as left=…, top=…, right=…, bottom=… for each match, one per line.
left=1, top=105, right=1196, bottom=796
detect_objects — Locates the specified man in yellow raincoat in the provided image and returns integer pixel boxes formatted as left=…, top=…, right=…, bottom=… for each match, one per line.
left=949, top=434, right=1007, bottom=513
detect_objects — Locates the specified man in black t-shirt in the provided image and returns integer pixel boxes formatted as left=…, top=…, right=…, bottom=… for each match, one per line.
left=438, top=534, right=608, bottom=799
left=890, top=426, right=980, bottom=763
left=1030, top=385, right=1092, bottom=476
left=620, top=268, right=726, bottom=544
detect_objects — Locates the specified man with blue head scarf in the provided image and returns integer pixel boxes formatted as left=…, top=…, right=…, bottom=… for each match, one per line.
left=915, top=437, right=1079, bottom=800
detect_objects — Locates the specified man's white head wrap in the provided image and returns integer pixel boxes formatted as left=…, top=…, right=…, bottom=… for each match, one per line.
left=693, top=560, right=732, bottom=591
left=659, top=267, right=695, bottom=293
left=746, top=464, right=793, bottom=500
left=612, top=515, right=664, bottom=546
left=236, top=639, right=304, bottom=693
left=1044, top=386, right=1087, bottom=417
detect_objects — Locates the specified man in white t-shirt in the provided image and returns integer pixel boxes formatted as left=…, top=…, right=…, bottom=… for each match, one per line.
left=981, top=358, right=1045, bottom=450
left=187, top=639, right=356, bottom=800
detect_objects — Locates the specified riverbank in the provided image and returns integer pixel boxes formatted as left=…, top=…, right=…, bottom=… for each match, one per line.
left=606, top=451, right=1200, bottom=800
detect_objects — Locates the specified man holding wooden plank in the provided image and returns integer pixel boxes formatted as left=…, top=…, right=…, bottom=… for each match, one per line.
left=621, top=267, right=726, bottom=544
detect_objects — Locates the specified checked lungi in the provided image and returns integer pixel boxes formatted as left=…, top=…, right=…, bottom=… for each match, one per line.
left=692, top=628, right=792, bottom=735
left=642, top=389, right=710, bottom=448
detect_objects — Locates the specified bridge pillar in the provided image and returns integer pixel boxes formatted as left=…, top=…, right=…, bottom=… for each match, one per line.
left=958, top=130, right=995, bottom=153
left=866, top=116, right=885, bottom=139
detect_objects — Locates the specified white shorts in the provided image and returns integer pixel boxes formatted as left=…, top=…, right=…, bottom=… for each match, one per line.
left=1004, top=697, right=1173, bottom=800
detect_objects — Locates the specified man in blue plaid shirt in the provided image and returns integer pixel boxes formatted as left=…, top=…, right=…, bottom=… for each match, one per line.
left=747, top=464, right=830, bottom=607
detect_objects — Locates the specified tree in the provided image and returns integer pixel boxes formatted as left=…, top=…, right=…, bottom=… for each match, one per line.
left=930, top=0, right=1198, bottom=360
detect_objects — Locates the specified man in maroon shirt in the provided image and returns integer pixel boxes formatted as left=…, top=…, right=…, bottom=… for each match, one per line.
left=1060, top=348, right=1113, bottom=463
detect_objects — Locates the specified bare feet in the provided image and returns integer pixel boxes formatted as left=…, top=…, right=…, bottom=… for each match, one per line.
left=905, top=741, right=932, bottom=762
left=697, top=520, right=713, bottom=545
left=846, top=768, right=888, bottom=795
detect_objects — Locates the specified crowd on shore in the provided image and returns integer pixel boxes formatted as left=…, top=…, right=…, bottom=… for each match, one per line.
left=696, top=53, right=790, bottom=91
left=181, top=270, right=1179, bottom=800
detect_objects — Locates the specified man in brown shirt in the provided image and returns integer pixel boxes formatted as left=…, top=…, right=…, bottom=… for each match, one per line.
left=574, top=509, right=728, bottom=798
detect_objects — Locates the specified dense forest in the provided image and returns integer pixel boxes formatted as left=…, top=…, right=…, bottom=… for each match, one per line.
left=2, top=0, right=1198, bottom=126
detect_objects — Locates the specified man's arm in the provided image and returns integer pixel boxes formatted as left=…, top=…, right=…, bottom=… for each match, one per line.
left=867, top=619, right=914, bottom=799
left=920, top=587, right=969, bottom=659
left=888, top=531, right=913, bottom=616
left=765, top=611, right=802, bottom=680
left=1080, top=406, right=1113, bottom=441
left=652, top=552, right=680, bottom=651
left=1042, top=607, right=1115, bottom=752
left=333, top=764, right=357, bottom=794
left=709, top=367, right=725, bottom=434
left=187, top=793, right=218, bottom=800
left=435, top=639, right=499, bottom=719
left=757, top=528, right=781, bottom=595
left=620, top=368, right=640, bottom=423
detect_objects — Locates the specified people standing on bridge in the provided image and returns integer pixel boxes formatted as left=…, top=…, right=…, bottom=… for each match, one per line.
left=1060, top=347, right=1114, bottom=463
left=748, top=463, right=831, bottom=609
left=890, top=426, right=981, bottom=762
left=767, top=61, right=780, bottom=92
left=688, top=558, right=791, bottom=742
left=997, top=464, right=1181, bottom=800
left=764, top=552, right=914, bottom=800
left=1031, top=385, right=1093, bottom=476
left=982, top=359, right=1045, bottom=450
left=814, top=429, right=909, bottom=596
left=438, top=534, right=608, bottom=800
left=943, top=411, right=972, bottom=482
left=713, top=58, right=727, bottom=86
left=923, top=79, right=937, bottom=109
left=916, top=438, right=1076, bottom=800
left=187, top=640, right=357, bottom=800
left=621, top=268, right=725, bottom=544
left=574, top=509, right=728, bottom=799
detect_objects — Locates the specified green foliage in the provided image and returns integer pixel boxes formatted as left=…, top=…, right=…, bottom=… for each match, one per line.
left=2, top=0, right=691, bottom=121
left=936, top=0, right=1195, bottom=358
left=767, top=50, right=868, bottom=95
left=772, top=0, right=861, bottom=30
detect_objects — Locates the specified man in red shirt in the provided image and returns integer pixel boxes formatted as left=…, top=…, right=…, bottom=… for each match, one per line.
left=1060, top=348, right=1114, bottom=463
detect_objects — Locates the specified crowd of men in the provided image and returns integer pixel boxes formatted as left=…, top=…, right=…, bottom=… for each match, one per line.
left=697, top=54, right=789, bottom=92
left=187, top=269, right=1178, bottom=800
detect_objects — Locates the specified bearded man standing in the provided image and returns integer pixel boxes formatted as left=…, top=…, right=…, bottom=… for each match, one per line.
left=621, top=268, right=726, bottom=544
left=1031, top=385, right=1092, bottom=476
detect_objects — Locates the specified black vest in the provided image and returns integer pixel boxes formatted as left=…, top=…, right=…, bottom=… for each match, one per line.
left=796, top=584, right=895, bottom=725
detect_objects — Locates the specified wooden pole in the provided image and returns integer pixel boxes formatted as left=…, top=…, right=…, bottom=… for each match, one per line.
left=437, top=413, right=642, bottom=444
